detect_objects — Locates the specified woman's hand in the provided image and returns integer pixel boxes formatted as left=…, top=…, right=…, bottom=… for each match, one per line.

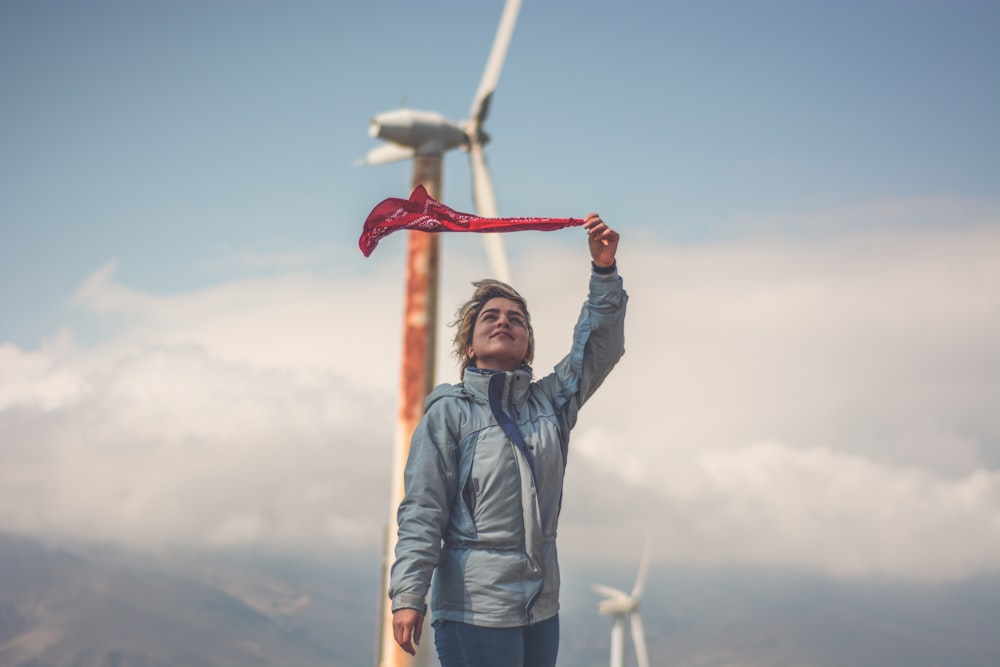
left=392, top=608, right=425, bottom=656
left=584, top=213, right=620, bottom=268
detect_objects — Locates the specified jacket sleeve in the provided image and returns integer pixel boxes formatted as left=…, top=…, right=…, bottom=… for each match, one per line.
left=388, top=396, right=460, bottom=614
left=539, top=264, right=627, bottom=425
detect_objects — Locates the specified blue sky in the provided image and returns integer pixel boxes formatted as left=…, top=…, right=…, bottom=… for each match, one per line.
left=2, top=0, right=999, bottom=582
left=4, top=0, right=997, bottom=345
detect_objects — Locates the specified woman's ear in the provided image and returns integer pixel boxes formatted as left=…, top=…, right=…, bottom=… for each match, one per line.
left=466, top=344, right=475, bottom=362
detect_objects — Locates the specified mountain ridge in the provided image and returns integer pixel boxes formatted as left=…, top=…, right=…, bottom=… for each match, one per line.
left=3, top=531, right=999, bottom=667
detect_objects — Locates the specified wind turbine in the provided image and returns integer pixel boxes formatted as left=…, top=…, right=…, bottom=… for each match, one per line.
left=592, top=545, right=652, bottom=667
left=363, top=3, right=523, bottom=666
left=360, top=0, right=521, bottom=283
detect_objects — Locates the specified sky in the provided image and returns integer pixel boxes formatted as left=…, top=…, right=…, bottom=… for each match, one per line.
left=1, top=0, right=999, bottom=586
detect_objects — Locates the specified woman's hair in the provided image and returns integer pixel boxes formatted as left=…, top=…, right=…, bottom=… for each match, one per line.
left=451, top=279, right=534, bottom=376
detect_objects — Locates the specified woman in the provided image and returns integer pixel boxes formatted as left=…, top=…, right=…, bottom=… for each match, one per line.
left=389, top=214, right=627, bottom=667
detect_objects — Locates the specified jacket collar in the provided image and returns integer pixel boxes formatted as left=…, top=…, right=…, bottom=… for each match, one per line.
left=462, top=365, right=532, bottom=411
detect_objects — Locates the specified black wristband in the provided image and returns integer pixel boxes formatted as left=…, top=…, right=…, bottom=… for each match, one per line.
left=592, top=260, right=617, bottom=275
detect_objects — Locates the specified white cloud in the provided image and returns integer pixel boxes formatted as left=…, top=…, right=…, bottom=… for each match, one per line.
left=1, top=209, right=999, bottom=582
left=565, top=437, right=1000, bottom=581
left=0, top=336, right=393, bottom=555
left=71, top=259, right=407, bottom=392
left=0, top=331, right=90, bottom=411
left=547, top=219, right=1000, bottom=581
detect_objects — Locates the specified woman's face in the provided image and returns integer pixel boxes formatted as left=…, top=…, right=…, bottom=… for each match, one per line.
left=466, top=297, right=531, bottom=371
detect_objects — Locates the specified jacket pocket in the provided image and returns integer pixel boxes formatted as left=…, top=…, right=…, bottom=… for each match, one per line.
left=462, top=476, right=480, bottom=517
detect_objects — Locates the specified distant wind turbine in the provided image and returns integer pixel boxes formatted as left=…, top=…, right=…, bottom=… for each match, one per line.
left=592, top=544, right=652, bottom=667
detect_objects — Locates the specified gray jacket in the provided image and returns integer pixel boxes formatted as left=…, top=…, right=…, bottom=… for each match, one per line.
left=389, top=267, right=627, bottom=627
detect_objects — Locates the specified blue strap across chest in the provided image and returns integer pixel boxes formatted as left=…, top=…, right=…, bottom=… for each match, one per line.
left=488, top=372, right=536, bottom=481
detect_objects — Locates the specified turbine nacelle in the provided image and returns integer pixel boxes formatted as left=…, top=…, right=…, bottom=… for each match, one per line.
left=596, top=594, right=640, bottom=617
left=368, top=109, right=469, bottom=158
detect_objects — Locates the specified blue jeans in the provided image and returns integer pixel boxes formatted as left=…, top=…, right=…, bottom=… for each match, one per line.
left=433, top=614, right=559, bottom=667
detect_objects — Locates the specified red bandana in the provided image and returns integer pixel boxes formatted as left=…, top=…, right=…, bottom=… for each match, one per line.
left=359, top=185, right=584, bottom=257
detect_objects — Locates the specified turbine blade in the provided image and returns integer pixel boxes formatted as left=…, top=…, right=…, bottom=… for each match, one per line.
left=631, top=542, right=652, bottom=598
left=591, top=584, right=629, bottom=600
left=630, top=612, right=651, bottom=667
left=469, top=143, right=510, bottom=282
left=468, top=0, right=522, bottom=128
left=469, top=143, right=498, bottom=218
left=357, top=143, right=415, bottom=166
left=482, top=234, right=511, bottom=284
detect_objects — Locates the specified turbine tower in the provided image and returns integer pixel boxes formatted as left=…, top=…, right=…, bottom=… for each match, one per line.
left=362, top=2, right=523, bottom=666
left=592, top=545, right=652, bottom=667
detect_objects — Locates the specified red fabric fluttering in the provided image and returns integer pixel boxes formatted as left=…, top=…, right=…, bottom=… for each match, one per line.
left=359, top=185, right=584, bottom=257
